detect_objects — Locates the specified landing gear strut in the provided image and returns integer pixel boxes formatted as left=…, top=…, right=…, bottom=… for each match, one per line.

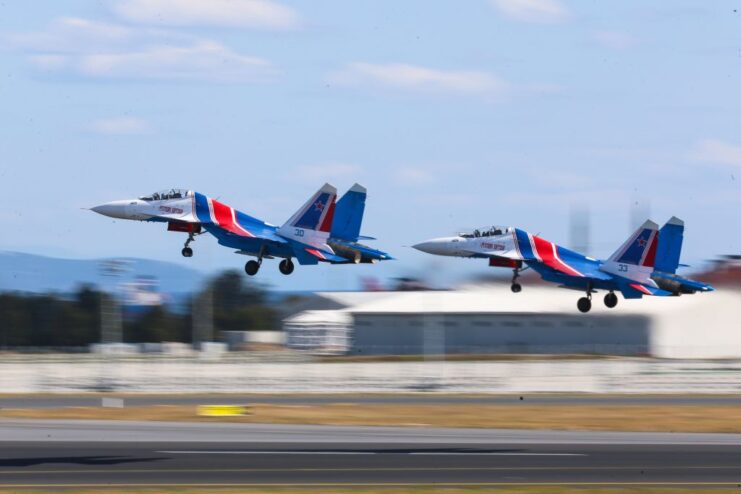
left=577, top=283, right=593, bottom=313
left=604, top=291, right=618, bottom=309
left=279, top=258, right=295, bottom=275
left=510, top=268, right=522, bottom=293
left=181, top=232, right=195, bottom=258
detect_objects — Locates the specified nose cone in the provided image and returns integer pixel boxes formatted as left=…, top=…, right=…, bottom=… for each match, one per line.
left=413, top=237, right=455, bottom=256
left=412, top=241, right=437, bottom=254
left=91, top=200, right=131, bottom=219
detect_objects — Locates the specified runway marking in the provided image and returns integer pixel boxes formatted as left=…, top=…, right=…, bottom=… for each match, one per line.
left=408, top=452, right=585, bottom=456
left=157, top=450, right=375, bottom=455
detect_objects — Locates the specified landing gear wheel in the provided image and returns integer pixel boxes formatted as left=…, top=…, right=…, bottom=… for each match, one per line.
left=181, top=247, right=193, bottom=258
left=577, top=297, right=592, bottom=313
left=279, top=259, right=295, bottom=275
left=604, top=292, right=618, bottom=309
left=511, top=283, right=522, bottom=293
left=245, top=260, right=260, bottom=276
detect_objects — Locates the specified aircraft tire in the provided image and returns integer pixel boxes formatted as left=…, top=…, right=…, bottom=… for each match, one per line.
left=245, top=260, right=260, bottom=276
left=604, top=292, right=618, bottom=308
left=181, top=247, right=193, bottom=258
left=279, top=259, right=295, bottom=275
left=511, top=283, right=522, bottom=293
left=577, top=297, right=592, bottom=313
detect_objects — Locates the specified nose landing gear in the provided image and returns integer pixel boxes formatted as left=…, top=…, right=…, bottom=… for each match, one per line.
left=510, top=268, right=522, bottom=293
left=181, top=232, right=196, bottom=258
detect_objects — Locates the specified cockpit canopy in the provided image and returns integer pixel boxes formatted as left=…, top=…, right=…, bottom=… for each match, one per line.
left=139, top=189, right=192, bottom=201
left=459, top=226, right=511, bottom=238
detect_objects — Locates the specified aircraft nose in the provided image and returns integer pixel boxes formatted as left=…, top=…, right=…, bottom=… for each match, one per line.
left=413, top=240, right=444, bottom=255
left=90, top=200, right=131, bottom=219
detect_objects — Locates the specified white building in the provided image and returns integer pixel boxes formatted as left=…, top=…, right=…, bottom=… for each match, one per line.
left=283, top=285, right=741, bottom=359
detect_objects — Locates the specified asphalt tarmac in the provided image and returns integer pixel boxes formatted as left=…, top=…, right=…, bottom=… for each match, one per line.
left=1, top=420, right=740, bottom=488
left=5, top=393, right=741, bottom=408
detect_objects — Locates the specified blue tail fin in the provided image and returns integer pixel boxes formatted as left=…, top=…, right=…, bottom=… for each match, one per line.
left=330, top=183, right=366, bottom=242
left=655, top=216, right=684, bottom=274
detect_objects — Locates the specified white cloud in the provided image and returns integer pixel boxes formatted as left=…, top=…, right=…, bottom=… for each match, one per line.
left=490, top=0, right=569, bottom=23
left=592, top=30, right=637, bottom=50
left=91, top=117, right=152, bottom=135
left=329, top=63, right=509, bottom=98
left=50, top=41, right=275, bottom=83
left=12, top=18, right=277, bottom=83
left=692, top=138, right=741, bottom=167
left=394, top=167, right=435, bottom=186
left=6, top=17, right=182, bottom=53
left=113, top=0, right=301, bottom=30
left=291, top=163, right=363, bottom=180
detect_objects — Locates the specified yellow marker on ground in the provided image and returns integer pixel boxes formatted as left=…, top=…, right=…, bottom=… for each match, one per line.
left=197, top=405, right=250, bottom=417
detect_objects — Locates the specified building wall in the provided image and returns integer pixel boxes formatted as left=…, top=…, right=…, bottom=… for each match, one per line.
left=649, top=290, right=741, bottom=358
left=350, top=313, right=651, bottom=356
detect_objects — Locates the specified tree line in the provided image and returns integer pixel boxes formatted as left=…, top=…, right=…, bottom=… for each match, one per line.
left=0, top=271, right=279, bottom=348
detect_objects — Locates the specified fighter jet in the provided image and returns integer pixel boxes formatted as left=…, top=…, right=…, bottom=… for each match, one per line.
left=91, top=184, right=392, bottom=276
left=413, top=218, right=713, bottom=312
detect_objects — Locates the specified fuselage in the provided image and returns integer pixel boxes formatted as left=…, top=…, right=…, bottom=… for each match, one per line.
left=413, top=227, right=712, bottom=297
left=92, top=189, right=391, bottom=264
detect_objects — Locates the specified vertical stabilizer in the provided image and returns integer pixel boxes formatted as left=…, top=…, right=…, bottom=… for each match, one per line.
left=331, top=183, right=366, bottom=242
left=654, top=216, right=684, bottom=274
left=278, top=183, right=337, bottom=250
left=608, top=219, right=660, bottom=267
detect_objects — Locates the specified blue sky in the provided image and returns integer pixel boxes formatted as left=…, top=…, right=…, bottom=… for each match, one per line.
left=1, top=0, right=740, bottom=290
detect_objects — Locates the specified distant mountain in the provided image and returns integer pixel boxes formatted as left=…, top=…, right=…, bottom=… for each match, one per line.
left=0, top=251, right=206, bottom=295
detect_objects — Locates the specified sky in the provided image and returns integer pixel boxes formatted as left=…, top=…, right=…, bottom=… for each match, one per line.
left=1, top=0, right=740, bottom=291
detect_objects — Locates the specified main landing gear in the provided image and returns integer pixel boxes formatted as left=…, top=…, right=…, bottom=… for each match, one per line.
left=245, top=260, right=260, bottom=276
left=244, top=249, right=295, bottom=277
left=181, top=232, right=196, bottom=258
left=279, top=259, right=295, bottom=275
left=510, top=268, right=522, bottom=293
left=604, top=291, right=618, bottom=309
left=245, top=246, right=266, bottom=276
left=577, top=283, right=594, bottom=313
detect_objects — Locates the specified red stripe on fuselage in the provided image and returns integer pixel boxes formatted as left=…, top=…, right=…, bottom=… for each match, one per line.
left=531, top=235, right=583, bottom=277
left=211, top=199, right=253, bottom=237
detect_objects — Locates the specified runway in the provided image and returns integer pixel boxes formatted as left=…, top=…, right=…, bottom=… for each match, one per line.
left=1, top=419, right=741, bottom=487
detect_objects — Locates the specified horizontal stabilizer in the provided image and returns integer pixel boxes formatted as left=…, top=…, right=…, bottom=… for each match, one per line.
left=304, top=247, right=349, bottom=263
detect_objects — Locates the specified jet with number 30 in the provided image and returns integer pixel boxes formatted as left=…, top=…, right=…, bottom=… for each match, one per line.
left=413, top=218, right=713, bottom=313
left=91, top=183, right=392, bottom=276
